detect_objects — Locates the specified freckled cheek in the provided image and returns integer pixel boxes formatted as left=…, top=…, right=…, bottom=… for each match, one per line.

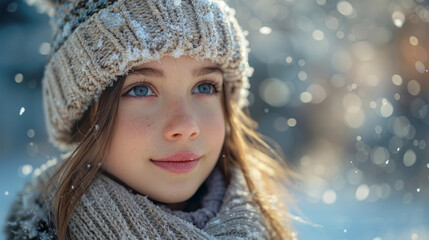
left=115, top=111, right=158, bottom=150
left=200, top=108, right=225, bottom=141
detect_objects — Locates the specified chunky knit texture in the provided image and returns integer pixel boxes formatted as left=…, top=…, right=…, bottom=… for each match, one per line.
left=4, top=161, right=270, bottom=239
left=33, top=0, right=252, bottom=150
left=155, top=166, right=227, bottom=229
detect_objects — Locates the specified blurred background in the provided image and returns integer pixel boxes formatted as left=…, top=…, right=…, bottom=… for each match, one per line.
left=1, top=0, right=428, bottom=239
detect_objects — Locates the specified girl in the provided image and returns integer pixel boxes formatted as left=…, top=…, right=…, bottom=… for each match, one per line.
left=5, top=0, right=296, bottom=239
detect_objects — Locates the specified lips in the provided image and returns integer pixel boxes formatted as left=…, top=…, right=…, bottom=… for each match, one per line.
left=151, top=152, right=201, bottom=162
left=150, top=152, right=200, bottom=173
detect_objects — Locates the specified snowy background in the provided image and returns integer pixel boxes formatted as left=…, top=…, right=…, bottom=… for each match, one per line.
left=1, top=0, right=429, bottom=239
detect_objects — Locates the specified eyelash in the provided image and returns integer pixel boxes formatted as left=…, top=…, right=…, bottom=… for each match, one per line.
left=200, top=79, right=222, bottom=94
left=123, top=79, right=222, bottom=97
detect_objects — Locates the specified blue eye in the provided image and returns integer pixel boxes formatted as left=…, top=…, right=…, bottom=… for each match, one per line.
left=193, top=83, right=215, bottom=94
left=127, top=85, right=154, bottom=97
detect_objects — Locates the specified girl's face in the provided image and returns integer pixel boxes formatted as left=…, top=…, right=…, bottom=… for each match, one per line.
left=103, top=56, right=226, bottom=205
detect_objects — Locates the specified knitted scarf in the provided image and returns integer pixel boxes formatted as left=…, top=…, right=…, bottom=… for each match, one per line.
left=5, top=162, right=270, bottom=239
left=68, top=166, right=270, bottom=239
left=154, top=166, right=227, bottom=229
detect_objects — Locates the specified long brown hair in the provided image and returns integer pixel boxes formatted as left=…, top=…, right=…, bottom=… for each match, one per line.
left=47, top=76, right=296, bottom=239
left=46, top=77, right=125, bottom=240
left=221, top=92, right=296, bottom=239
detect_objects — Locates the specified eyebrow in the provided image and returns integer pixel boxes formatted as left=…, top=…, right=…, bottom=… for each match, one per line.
left=129, top=65, right=223, bottom=78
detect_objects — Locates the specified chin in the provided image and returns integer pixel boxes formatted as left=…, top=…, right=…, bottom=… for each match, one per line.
left=147, top=186, right=198, bottom=204
left=158, top=192, right=194, bottom=204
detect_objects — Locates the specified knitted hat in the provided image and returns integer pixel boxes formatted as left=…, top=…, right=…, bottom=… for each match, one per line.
left=31, top=0, right=252, bottom=151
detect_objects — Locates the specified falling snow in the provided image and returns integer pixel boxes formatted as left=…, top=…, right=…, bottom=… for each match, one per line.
left=19, top=107, right=25, bottom=115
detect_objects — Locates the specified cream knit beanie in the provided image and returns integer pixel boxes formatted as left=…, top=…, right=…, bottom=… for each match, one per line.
left=32, top=0, right=252, bottom=150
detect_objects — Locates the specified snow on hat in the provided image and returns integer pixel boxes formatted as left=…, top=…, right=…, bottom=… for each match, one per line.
left=30, top=0, right=252, bottom=150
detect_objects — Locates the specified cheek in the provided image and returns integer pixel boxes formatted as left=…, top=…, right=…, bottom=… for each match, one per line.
left=124, top=113, right=155, bottom=135
left=201, top=106, right=225, bottom=142
left=111, top=108, right=158, bottom=155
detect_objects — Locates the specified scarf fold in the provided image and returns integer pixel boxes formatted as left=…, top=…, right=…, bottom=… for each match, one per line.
left=69, top=166, right=270, bottom=239
left=156, top=166, right=227, bottom=229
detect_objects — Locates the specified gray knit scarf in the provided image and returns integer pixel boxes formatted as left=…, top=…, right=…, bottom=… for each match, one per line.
left=68, top=166, right=270, bottom=239
left=154, top=167, right=227, bottom=229
left=99, top=166, right=227, bottom=229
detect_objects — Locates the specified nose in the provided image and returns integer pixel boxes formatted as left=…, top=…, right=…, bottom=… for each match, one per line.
left=163, top=102, right=200, bottom=141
